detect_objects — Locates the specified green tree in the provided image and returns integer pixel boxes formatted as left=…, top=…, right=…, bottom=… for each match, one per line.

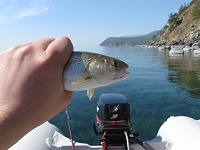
left=168, top=13, right=178, bottom=25
left=178, top=3, right=189, bottom=15
left=192, top=0, right=200, bottom=19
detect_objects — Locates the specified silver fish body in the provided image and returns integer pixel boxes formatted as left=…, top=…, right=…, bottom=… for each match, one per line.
left=63, top=51, right=130, bottom=99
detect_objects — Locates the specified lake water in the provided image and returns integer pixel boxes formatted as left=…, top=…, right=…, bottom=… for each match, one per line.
left=49, top=46, right=200, bottom=145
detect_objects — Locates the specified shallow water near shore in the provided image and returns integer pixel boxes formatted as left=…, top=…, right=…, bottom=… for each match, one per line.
left=50, top=46, right=200, bottom=145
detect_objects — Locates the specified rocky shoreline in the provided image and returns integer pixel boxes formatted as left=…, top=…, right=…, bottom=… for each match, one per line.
left=147, top=43, right=200, bottom=54
left=149, top=26, right=200, bottom=47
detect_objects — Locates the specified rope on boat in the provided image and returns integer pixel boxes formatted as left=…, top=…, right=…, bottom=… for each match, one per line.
left=102, top=131, right=107, bottom=150
left=66, top=107, right=75, bottom=150
left=131, top=135, right=155, bottom=150
left=124, top=131, right=130, bottom=150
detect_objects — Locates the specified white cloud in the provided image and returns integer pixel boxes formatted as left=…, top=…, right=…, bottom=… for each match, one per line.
left=15, top=5, right=49, bottom=18
left=0, top=0, right=50, bottom=24
left=0, top=14, right=17, bottom=24
left=0, top=15, right=7, bottom=22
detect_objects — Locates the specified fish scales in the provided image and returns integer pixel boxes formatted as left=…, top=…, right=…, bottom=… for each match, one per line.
left=63, top=52, right=87, bottom=86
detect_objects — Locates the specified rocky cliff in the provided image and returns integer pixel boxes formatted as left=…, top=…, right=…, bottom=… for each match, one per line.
left=150, top=1, right=200, bottom=46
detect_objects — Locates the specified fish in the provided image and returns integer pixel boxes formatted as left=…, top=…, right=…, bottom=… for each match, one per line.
left=63, top=51, right=130, bottom=100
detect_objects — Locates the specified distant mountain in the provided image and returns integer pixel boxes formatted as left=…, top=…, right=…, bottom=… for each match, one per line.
left=100, top=31, right=159, bottom=46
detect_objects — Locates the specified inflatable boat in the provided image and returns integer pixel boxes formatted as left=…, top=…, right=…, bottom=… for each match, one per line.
left=9, top=94, right=200, bottom=150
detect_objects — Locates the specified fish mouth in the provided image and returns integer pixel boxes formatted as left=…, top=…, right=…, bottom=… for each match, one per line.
left=121, top=63, right=130, bottom=76
left=112, top=65, right=130, bottom=80
left=121, top=63, right=129, bottom=72
left=119, top=71, right=130, bottom=79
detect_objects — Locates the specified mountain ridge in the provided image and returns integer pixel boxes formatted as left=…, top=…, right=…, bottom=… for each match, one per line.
left=100, top=31, right=159, bottom=46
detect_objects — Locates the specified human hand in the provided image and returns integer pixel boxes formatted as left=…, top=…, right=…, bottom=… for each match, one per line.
left=0, top=36, right=73, bottom=149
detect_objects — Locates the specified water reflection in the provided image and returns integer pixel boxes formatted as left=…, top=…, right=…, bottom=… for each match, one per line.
left=50, top=47, right=200, bottom=145
left=159, top=50, right=200, bottom=98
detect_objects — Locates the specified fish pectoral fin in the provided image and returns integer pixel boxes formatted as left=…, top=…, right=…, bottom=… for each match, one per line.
left=87, top=89, right=94, bottom=100
left=71, top=77, right=91, bottom=85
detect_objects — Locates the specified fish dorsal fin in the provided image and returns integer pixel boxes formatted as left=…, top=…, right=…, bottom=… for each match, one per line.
left=87, top=89, right=94, bottom=100
left=71, top=77, right=91, bottom=85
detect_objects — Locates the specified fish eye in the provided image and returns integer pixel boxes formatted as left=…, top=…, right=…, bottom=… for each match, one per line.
left=113, top=60, right=120, bottom=68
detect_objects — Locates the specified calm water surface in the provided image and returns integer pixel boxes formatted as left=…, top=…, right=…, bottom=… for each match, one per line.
left=50, top=46, right=200, bottom=145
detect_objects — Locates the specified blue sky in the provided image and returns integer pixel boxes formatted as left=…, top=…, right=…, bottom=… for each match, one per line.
left=0, top=0, right=192, bottom=48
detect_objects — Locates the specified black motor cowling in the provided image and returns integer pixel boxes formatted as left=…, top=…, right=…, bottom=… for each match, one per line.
left=94, top=93, right=132, bottom=135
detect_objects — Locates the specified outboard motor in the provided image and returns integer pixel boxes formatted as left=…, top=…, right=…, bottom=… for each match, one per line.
left=94, top=93, right=155, bottom=150
left=94, top=93, right=132, bottom=134
left=94, top=93, right=132, bottom=150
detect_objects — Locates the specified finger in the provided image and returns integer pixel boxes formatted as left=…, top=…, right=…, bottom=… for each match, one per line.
left=33, top=38, right=55, bottom=51
left=46, top=36, right=73, bottom=65
left=8, top=42, right=32, bottom=51
left=51, top=91, right=73, bottom=116
left=61, top=91, right=73, bottom=108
